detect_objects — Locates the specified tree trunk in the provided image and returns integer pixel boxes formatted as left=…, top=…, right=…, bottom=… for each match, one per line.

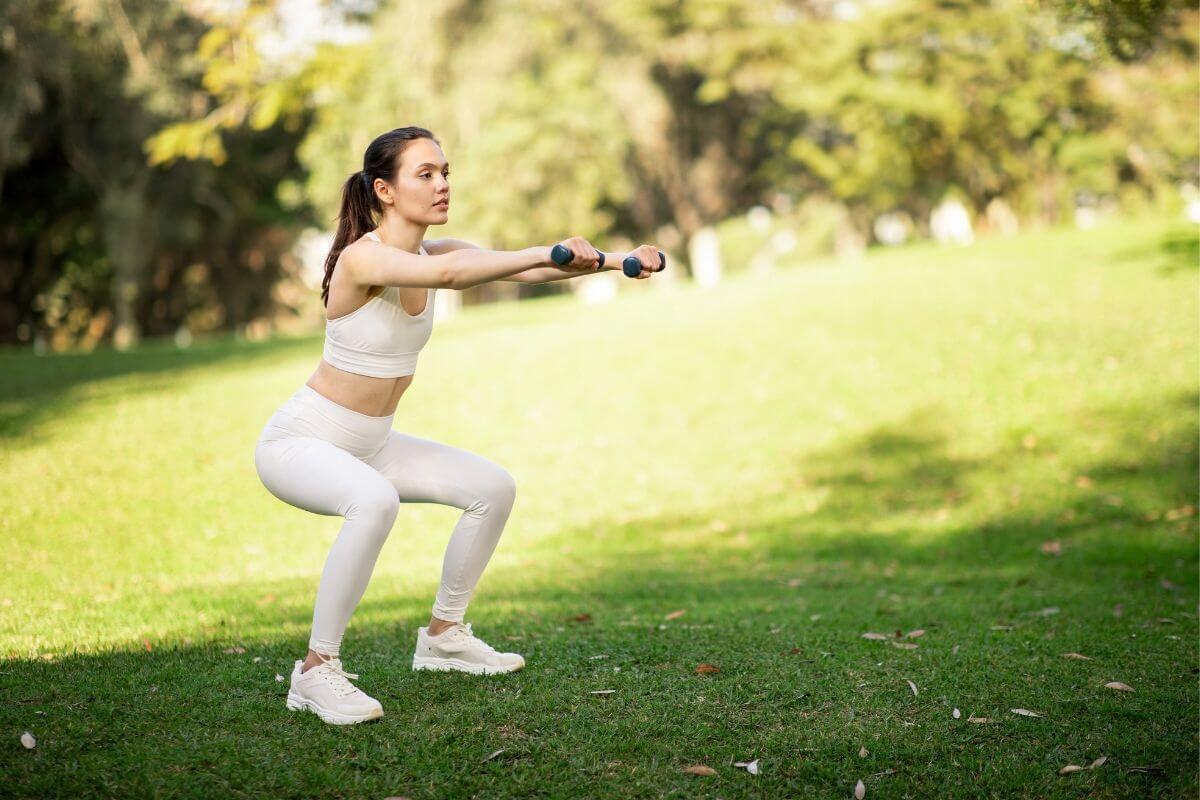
left=100, top=174, right=149, bottom=350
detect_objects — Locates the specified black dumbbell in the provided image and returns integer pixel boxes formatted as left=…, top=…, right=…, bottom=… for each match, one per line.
left=551, top=244, right=604, bottom=270
left=621, top=251, right=667, bottom=278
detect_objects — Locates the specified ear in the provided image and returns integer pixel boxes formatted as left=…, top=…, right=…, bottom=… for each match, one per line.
left=373, top=178, right=394, bottom=207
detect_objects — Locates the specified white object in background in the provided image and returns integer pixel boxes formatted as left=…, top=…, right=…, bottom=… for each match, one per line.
left=1180, top=183, right=1200, bottom=223
left=689, top=226, right=723, bottom=288
left=872, top=212, right=910, bottom=246
left=746, top=205, right=772, bottom=233
left=1074, top=206, right=1098, bottom=229
left=930, top=199, right=974, bottom=246
left=296, top=228, right=333, bottom=290
left=433, top=287, right=461, bottom=321
left=575, top=271, right=618, bottom=304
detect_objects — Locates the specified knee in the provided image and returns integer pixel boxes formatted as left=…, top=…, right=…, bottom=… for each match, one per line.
left=472, top=468, right=517, bottom=514
left=348, top=487, right=400, bottom=529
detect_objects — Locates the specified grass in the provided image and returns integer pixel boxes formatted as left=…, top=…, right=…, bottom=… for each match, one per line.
left=1, top=217, right=1197, bottom=799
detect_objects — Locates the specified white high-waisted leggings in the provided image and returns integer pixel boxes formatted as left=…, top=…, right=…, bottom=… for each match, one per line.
left=253, top=384, right=516, bottom=657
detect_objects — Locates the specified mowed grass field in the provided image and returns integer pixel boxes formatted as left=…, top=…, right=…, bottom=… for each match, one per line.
left=1, top=218, right=1196, bottom=799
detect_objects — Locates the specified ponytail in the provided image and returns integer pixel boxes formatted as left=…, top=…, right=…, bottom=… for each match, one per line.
left=321, top=170, right=377, bottom=306
left=321, top=126, right=439, bottom=307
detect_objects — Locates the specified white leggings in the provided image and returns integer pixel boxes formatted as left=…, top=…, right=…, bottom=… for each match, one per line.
left=253, top=385, right=516, bottom=657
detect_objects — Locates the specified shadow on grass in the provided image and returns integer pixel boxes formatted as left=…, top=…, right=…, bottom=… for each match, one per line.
left=1157, top=227, right=1200, bottom=275
left=1, top=391, right=1196, bottom=797
left=0, top=333, right=318, bottom=443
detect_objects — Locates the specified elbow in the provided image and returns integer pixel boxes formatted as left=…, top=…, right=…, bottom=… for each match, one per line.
left=441, top=264, right=461, bottom=290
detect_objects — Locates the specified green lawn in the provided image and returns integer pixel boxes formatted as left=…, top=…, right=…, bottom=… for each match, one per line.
left=2, top=218, right=1197, bottom=798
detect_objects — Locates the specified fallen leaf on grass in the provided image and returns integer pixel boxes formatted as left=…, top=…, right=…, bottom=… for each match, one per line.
left=906, top=680, right=919, bottom=697
left=952, top=708, right=961, bottom=719
left=570, top=613, right=592, bottom=623
left=1011, top=708, right=1043, bottom=717
left=861, top=633, right=889, bottom=640
left=20, top=731, right=35, bottom=749
left=905, top=629, right=925, bottom=639
left=1103, top=681, right=1134, bottom=692
left=683, top=765, right=716, bottom=776
left=589, top=689, right=616, bottom=695
left=1058, top=755, right=1107, bottom=775
left=1061, top=652, right=1091, bottom=660
left=223, top=645, right=246, bottom=655
left=855, top=778, right=866, bottom=798
left=859, top=746, right=868, bottom=757
left=967, top=717, right=993, bottom=723
left=991, top=625, right=1013, bottom=631
left=1040, top=539, right=1062, bottom=555
left=891, top=642, right=918, bottom=650
left=695, top=663, right=721, bottom=675
left=482, top=749, right=505, bottom=763
left=1034, top=607, right=1060, bottom=616
left=275, top=674, right=284, bottom=682
left=665, top=609, right=686, bottom=620
left=734, top=759, right=759, bottom=775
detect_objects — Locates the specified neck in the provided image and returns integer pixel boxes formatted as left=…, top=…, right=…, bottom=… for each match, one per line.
left=372, top=216, right=428, bottom=254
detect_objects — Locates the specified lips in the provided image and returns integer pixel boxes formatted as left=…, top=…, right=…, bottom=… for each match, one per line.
left=434, top=200, right=449, bottom=209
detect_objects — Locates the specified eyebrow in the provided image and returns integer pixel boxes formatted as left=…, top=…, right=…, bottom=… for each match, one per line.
left=415, top=162, right=450, bottom=170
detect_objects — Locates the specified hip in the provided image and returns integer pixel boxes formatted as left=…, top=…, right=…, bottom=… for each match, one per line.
left=256, top=384, right=395, bottom=460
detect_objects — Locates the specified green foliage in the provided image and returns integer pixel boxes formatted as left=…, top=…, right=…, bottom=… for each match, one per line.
left=0, top=0, right=316, bottom=348
left=2, top=0, right=1196, bottom=348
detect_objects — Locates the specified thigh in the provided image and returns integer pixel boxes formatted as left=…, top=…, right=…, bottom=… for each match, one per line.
left=254, top=435, right=395, bottom=517
left=363, top=430, right=512, bottom=508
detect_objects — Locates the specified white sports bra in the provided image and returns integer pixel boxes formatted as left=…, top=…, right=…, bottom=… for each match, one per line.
left=322, top=230, right=436, bottom=378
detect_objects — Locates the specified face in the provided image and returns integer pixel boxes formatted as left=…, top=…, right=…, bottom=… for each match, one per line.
left=381, top=138, right=450, bottom=225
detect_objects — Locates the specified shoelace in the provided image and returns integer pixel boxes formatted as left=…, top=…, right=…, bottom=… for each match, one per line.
left=443, top=622, right=498, bottom=655
left=313, top=657, right=360, bottom=697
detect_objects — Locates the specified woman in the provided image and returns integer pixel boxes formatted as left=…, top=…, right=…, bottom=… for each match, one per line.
left=253, top=126, right=663, bottom=725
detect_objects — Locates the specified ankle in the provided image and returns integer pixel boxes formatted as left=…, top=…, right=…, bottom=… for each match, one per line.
left=301, top=649, right=336, bottom=673
left=427, top=618, right=460, bottom=637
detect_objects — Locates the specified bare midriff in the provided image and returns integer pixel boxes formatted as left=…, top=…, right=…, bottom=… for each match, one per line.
left=305, top=360, right=414, bottom=418
left=305, top=282, right=428, bottom=418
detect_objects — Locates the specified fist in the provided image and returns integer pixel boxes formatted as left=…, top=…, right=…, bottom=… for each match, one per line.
left=627, top=244, right=663, bottom=279
left=555, top=236, right=602, bottom=271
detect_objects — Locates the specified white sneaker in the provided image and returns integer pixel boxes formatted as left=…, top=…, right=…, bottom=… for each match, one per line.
left=285, top=656, right=384, bottom=725
left=412, top=622, right=525, bottom=675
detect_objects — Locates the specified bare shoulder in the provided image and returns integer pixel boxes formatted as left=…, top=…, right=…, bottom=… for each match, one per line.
left=337, top=233, right=386, bottom=280
left=423, top=238, right=482, bottom=255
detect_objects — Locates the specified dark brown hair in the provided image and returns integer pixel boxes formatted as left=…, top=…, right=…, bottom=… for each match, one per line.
left=321, top=126, right=439, bottom=306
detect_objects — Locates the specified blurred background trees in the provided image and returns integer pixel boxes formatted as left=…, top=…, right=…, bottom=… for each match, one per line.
left=1, top=0, right=1196, bottom=350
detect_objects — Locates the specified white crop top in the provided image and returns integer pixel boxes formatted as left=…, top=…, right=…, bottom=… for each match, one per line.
left=322, top=230, right=436, bottom=378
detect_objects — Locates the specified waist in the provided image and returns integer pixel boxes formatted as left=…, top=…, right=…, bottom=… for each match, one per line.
left=306, top=360, right=413, bottom=417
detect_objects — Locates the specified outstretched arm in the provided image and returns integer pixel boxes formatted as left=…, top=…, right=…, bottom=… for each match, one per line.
left=423, top=238, right=623, bottom=284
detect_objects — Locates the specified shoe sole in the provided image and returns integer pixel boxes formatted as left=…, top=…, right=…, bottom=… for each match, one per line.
left=286, top=690, right=384, bottom=725
left=412, top=655, right=524, bottom=675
